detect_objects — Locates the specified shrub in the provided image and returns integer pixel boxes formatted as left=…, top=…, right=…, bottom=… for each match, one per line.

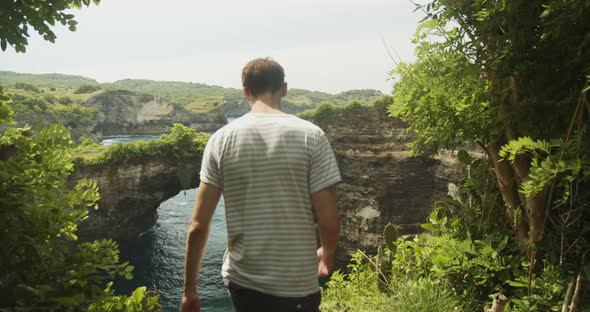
left=321, top=252, right=462, bottom=312
left=58, top=96, right=73, bottom=105
left=0, top=122, right=160, bottom=311
left=74, top=124, right=208, bottom=168
left=73, top=84, right=101, bottom=94
left=15, top=82, right=40, bottom=93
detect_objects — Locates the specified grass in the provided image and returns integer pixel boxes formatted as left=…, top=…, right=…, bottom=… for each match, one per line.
left=6, top=86, right=104, bottom=104
left=183, top=96, right=223, bottom=113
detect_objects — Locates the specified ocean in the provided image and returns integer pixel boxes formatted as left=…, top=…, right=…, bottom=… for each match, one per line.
left=104, top=135, right=233, bottom=312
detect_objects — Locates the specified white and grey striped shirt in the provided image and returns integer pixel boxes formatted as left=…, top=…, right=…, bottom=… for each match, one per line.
left=199, top=112, right=341, bottom=297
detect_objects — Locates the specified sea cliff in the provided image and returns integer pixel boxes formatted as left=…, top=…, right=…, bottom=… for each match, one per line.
left=86, top=90, right=226, bottom=136
left=300, top=99, right=462, bottom=266
left=74, top=101, right=462, bottom=270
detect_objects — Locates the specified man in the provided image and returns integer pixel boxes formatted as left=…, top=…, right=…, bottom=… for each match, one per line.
left=180, top=58, right=341, bottom=312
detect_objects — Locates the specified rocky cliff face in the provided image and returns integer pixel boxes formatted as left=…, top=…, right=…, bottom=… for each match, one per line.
left=71, top=160, right=200, bottom=241
left=74, top=102, right=462, bottom=261
left=86, top=90, right=226, bottom=136
left=312, top=104, right=463, bottom=266
left=188, top=107, right=228, bottom=132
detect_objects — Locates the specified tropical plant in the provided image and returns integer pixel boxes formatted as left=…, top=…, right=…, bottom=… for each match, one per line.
left=389, top=1, right=590, bottom=308
left=0, top=117, right=160, bottom=310
left=0, top=0, right=101, bottom=52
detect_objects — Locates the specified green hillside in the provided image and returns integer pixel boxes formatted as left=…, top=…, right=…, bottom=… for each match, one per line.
left=0, top=71, right=99, bottom=88
left=103, top=79, right=242, bottom=106
left=0, top=71, right=384, bottom=115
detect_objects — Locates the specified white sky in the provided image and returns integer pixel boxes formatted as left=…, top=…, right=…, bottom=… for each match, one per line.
left=0, top=0, right=427, bottom=94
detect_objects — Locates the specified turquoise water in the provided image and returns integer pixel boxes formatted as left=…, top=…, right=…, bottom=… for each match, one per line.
left=116, top=189, right=232, bottom=312
left=104, top=135, right=232, bottom=312
left=101, top=135, right=161, bottom=146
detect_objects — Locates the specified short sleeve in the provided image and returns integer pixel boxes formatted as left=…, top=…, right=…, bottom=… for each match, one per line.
left=199, top=134, right=223, bottom=189
left=309, top=131, right=341, bottom=193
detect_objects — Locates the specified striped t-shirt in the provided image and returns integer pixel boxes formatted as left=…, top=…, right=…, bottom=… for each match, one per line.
left=199, top=112, right=341, bottom=297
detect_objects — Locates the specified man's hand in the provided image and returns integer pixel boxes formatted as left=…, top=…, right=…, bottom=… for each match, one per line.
left=179, top=292, right=200, bottom=312
left=317, top=246, right=334, bottom=277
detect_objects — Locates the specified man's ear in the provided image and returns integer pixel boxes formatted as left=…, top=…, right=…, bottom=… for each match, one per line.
left=280, top=82, right=288, bottom=97
left=243, top=86, right=252, bottom=101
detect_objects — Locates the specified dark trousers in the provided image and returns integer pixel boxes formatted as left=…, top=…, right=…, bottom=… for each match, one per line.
left=224, top=278, right=321, bottom=312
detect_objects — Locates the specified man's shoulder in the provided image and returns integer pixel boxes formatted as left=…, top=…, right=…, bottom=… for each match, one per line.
left=284, top=114, right=323, bottom=132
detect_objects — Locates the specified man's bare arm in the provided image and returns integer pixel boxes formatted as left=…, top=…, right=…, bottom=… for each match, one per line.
left=311, top=186, right=340, bottom=276
left=182, top=182, right=222, bottom=294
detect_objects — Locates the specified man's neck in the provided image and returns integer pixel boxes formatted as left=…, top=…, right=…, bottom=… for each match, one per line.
left=249, top=97, right=284, bottom=114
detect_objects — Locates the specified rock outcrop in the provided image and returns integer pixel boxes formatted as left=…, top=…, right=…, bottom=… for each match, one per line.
left=310, top=104, right=463, bottom=267
left=86, top=90, right=226, bottom=136
left=71, top=159, right=200, bottom=241
left=74, top=102, right=462, bottom=261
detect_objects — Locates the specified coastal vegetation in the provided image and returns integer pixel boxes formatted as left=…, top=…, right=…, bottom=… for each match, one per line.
left=2, top=0, right=589, bottom=311
left=1, top=71, right=383, bottom=117
left=0, top=2, right=163, bottom=310
left=298, top=95, right=391, bottom=125
left=321, top=0, right=590, bottom=311
left=73, top=124, right=209, bottom=168
left=0, top=87, right=161, bottom=311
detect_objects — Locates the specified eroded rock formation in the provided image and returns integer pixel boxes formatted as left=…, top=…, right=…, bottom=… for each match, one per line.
left=86, top=90, right=227, bottom=136
left=313, top=104, right=463, bottom=267
left=72, top=160, right=200, bottom=241
left=74, top=103, right=462, bottom=262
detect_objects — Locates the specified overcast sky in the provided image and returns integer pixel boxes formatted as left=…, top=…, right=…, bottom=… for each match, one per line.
left=1, top=0, right=427, bottom=94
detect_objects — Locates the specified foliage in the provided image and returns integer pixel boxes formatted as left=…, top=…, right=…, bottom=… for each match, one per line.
left=88, top=284, right=161, bottom=312
left=323, top=134, right=585, bottom=311
left=15, top=82, right=41, bottom=93
left=0, top=85, right=14, bottom=124
left=389, top=21, right=494, bottom=154
left=74, top=84, right=102, bottom=94
left=0, top=0, right=100, bottom=53
left=320, top=252, right=397, bottom=311
left=298, top=99, right=370, bottom=125
left=499, top=132, right=590, bottom=272
left=0, top=122, right=160, bottom=311
left=321, top=252, right=461, bottom=312
left=0, top=71, right=100, bottom=88
left=74, top=123, right=209, bottom=167
left=387, top=3, right=590, bottom=310
left=322, top=207, right=571, bottom=312
left=1, top=71, right=384, bottom=118
left=376, top=223, right=397, bottom=292
left=0, top=3, right=162, bottom=310
left=7, top=92, right=97, bottom=132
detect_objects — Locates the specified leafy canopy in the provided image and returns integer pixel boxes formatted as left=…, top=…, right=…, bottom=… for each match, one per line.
left=0, top=0, right=100, bottom=53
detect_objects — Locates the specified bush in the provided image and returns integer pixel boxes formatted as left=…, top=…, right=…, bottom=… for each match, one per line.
left=76, top=124, right=207, bottom=165
left=73, top=84, right=101, bottom=94
left=321, top=252, right=461, bottom=312
left=15, top=82, right=40, bottom=93
left=58, top=96, right=73, bottom=105
left=0, top=122, right=160, bottom=311
left=43, top=94, right=57, bottom=103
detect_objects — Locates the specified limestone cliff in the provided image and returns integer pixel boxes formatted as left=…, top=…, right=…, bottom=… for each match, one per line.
left=74, top=102, right=462, bottom=260
left=306, top=103, right=463, bottom=266
left=86, top=90, right=226, bottom=136
left=71, top=159, right=200, bottom=241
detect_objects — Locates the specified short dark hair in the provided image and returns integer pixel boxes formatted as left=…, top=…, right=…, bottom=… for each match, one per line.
left=242, top=58, right=285, bottom=97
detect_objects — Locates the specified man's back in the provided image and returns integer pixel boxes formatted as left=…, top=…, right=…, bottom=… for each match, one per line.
left=181, top=58, right=340, bottom=312
left=199, top=112, right=341, bottom=297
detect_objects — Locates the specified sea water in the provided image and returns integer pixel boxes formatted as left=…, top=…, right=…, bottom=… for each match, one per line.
left=104, top=135, right=232, bottom=312
left=116, top=189, right=232, bottom=312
